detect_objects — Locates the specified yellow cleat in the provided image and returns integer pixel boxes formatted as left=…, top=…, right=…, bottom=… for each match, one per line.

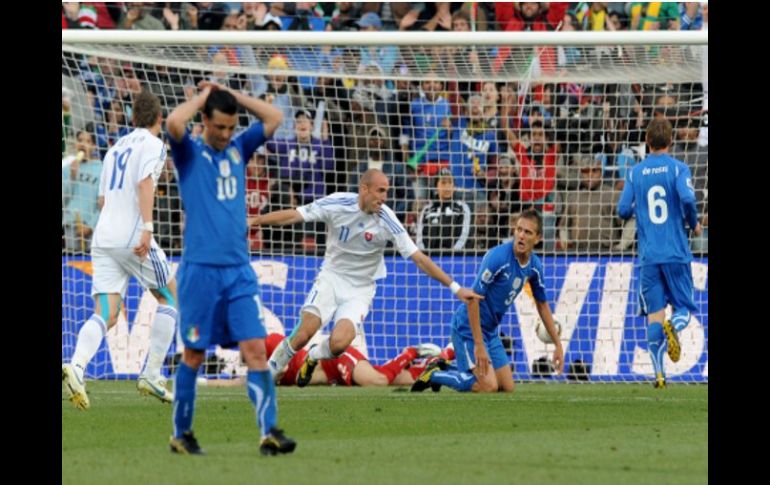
left=663, top=320, right=681, bottom=362
left=62, top=364, right=90, bottom=410
left=654, top=373, right=667, bottom=389
left=296, top=352, right=318, bottom=388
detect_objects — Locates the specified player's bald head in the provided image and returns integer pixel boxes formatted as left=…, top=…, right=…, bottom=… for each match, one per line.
left=358, top=169, right=389, bottom=213
left=360, top=169, right=388, bottom=188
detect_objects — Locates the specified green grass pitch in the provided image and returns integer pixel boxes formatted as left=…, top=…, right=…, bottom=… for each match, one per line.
left=63, top=381, right=707, bottom=484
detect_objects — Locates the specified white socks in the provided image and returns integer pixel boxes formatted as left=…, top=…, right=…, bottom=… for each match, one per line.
left=142, top=305, right=177, bottom=380
left=268, top=338, right=296, bottom=379
left=308, top=337, right=335, bottom=361
left=71, top=314, right=107, bottom=376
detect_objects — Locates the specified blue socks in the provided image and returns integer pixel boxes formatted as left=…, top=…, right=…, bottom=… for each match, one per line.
left=430, top=370, right=477, bottom=392
left=647, top=323, right=666, bottom=378
left=247, top=369, right=277, bottom=438
left=671, top=310, right=691, bottom=333
left=173, top=362, right=198, bottom=438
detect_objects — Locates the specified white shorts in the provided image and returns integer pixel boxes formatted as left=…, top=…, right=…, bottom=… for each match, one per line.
left=301, top=271, right=376, bottom=332
left=91, top=242, right=172, bottom=297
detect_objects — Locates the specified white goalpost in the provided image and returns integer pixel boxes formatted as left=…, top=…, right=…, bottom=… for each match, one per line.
left=61, top=29, right=708, bottom=383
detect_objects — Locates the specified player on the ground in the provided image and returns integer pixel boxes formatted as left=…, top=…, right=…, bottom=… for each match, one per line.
left=204, top=334, right=444, bottom=388
left=165, top=81, right=295, bottom=456
left=251, top=168, right=482, bottom=387
left=62, top=91, right=178, bottom=410
left=617, top=118, right=701, bottom=388
left=411, top=209, right=564, bottom=393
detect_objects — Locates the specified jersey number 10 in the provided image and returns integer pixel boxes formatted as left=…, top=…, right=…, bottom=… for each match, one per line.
left=217, top=159, right=237, bottom=201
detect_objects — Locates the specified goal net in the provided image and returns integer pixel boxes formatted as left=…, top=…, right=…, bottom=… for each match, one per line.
left=61, top=30, right=708, bottom=383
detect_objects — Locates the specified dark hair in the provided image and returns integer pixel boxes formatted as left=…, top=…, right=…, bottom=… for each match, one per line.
left=132, top=90, right=162, bottom=128
left=452, top=9, right=471, bottom=26
left=518, top=208, right=543, bottom=236
left=646, top=118, right=673, bottom=150
left=203, top=89, right=238, bottom=118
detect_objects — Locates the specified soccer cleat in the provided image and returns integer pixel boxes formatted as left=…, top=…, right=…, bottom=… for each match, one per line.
left=169, top=431, right=205, bottom=455
left=260, top=428, right=297, bottom=456
left=414, top=343, right=441, bottom=358
left=654, top=374, right=667, bottom=389
left=663, top=319, right=681, bottom=362
left=137, top=376, right=174, bottom=403
left=62, top=363, right=90, bottom=410
left=296, top=350, right=318, bottom=388
left=410, top=360, right=443, bottom=392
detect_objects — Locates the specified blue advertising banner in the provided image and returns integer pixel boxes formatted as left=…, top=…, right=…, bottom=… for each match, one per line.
left=62, top=256, right=707, bottom=382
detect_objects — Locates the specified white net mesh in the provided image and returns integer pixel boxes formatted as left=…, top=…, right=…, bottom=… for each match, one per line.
left=61, top=31, right=708, bottom=383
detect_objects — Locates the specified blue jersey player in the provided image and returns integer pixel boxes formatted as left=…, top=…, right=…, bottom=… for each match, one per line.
left=412, top=209, right=564, bottom=393
left=617, top=118, right=702, bottom=389
left=165, top=82, right=296, bottom=455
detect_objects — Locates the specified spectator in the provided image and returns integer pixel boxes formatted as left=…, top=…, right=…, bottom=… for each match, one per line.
left=62, top=127, right=102, bottom=254
left=416, top=168, right=472, bottom=254
left=513, top=121, right=558, bottom=251
left=402, top=74, right=452, bottom=201
left=486, top=154, right=521, bottom=246
left=265, top=109, right=334, bottom=207
left=575, top=2, right=612, bottom=31
left=442, top=10, right=489, bottom=81
left=629, top=2, right=680, bottom=30
left=348, top=126, right=414, bottom=222
left=62, top=3, right=82, bottom=29
left=557, top=13, right=584, bottom=67
left=162, top=2, right=199, bottom=30
left=246, top=147, right=271, bottom=251
left=329, top=2, right=363, bottom=31
left=196, top=2, right=229, bottom=30
left=356, top=13, right=400, bottom=76
left=492, top=3, right=567, bottom=74
left=95, top=98, right=131, bottom=158
left=671, top=119, right=708, bottom=253
left=559, top=155, right=621, bottom=252
left=241, top=2, right=268, bottom=29
left=119, top=3, right=166, bottom=30
left=259, top=12, right=282, bottom=31
left=449, top=94, right=497, bottom=209
left=154, top=154, right=183, bottom=255
left=260, top=55, right=309, bottom=139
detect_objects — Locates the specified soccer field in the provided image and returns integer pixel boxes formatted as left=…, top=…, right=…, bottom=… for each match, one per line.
left=62, top=382, right=707, bottom=484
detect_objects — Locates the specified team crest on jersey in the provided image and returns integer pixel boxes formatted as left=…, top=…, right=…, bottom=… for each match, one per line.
left=481, top=269, right=493, bottom=284
left=227, top=147, right=242, bottom=165
left=512, top=277, right=522, bottom=290
left=364, top=232, right=374, bottom=241
left=187, top=326, right=200, bottom=343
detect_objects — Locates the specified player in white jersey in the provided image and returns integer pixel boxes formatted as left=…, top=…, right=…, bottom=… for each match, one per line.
left=253, top=169, right=482, bottom=386
left=62, top=91, right=178, bottom=409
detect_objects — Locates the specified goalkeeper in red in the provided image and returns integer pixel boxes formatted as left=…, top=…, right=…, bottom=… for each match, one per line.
left=617, top=118, right=701, bottom=389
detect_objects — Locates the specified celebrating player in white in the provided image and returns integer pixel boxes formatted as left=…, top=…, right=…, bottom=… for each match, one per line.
left=62, top=91, right=178, bottom=410
left=253, top=169, right=482, bottom=386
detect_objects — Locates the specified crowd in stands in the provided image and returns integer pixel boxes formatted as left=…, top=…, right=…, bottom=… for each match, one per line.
left=62, top=2, right=708, bottom=256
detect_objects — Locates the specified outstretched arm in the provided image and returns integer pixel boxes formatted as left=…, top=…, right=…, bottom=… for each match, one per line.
left=410, top=250, right=483, bottom=303
left=249, top=209, right=305, bottom=227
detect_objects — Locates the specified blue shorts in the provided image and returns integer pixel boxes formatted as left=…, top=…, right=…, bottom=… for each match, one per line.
left=451, top=324, right=509, bottom=373
left=638, top=263, right=697, bottom=316
left=177, top=261, right=266, bottom=350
